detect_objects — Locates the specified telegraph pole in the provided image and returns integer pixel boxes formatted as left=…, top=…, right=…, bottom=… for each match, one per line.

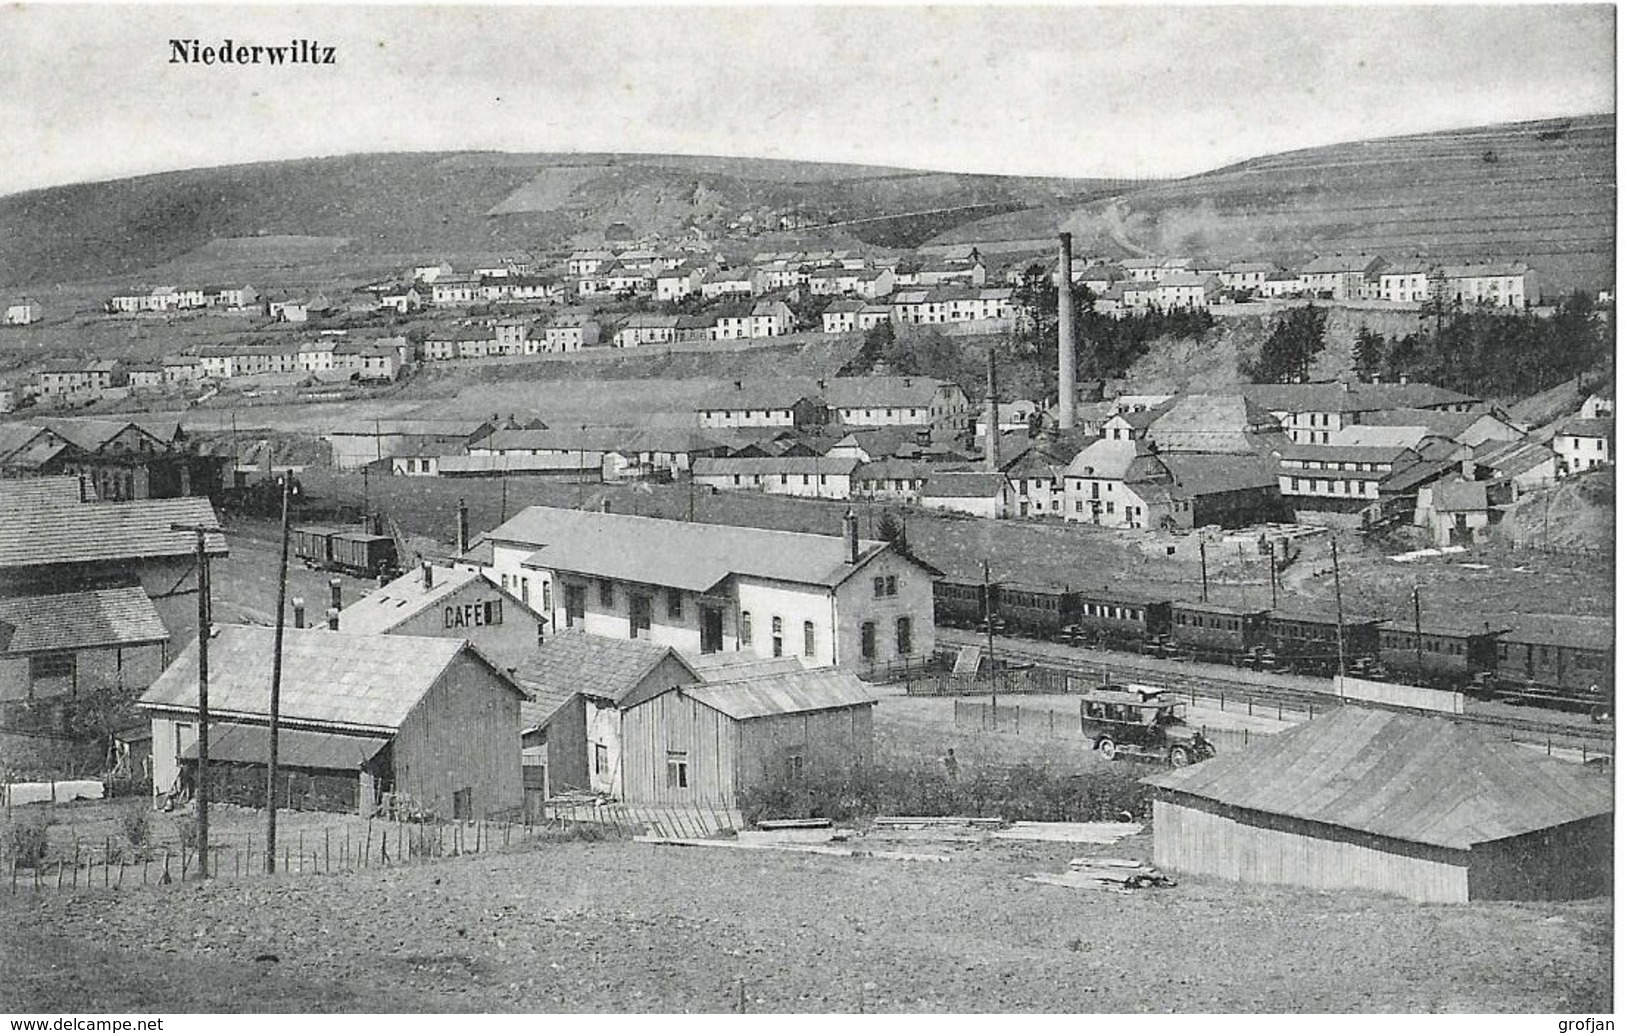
left=1413, top=584, right=1424, bottom=676
left=266, top=475, right=294, bottom=873
left=1330, top=537, right=1347, bottom=678
left=172, top=522, right=221, bottom=878
left=983, top=558, right=997, bottom=703
left=1198, top=539, right=1209, bottom=603
left=1268, top=540, right=1278, bottom=609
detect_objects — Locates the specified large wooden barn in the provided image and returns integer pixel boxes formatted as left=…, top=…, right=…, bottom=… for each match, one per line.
left=1142, top=708, right=1613, bottom=903
left=619, top=669, right=876, bottom=809
left=139, top=625, right=524, bottom=819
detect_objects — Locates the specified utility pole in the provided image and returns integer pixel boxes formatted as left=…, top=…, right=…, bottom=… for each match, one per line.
left=983, top=558, right=997, bottom=704
left=1330, top=537, right=1347, bottom=678
left=172, top=522, right=221, bottom=878
left=1198, top=539, right=1209, bottom=603
left=1413, top=584, right=1424, bottom=676
left=1237, top=543, right=1248, bottom=609
left=500, top=476, right=509, bottom=524
left=1268, top=539, right=1278, bottom=609
left=265, top=476, right=294, bottom=873
left=361, top=464, right=369, bottom=525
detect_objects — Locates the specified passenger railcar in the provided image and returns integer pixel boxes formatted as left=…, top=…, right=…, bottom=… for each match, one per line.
left=1263, top=612, right=1382, bottom=675
left=1378, top=623, right=1504, bottom=690
left=1495, top=617, right=1614, bottom=707
left=1068, top=589, right=1172, bottom=650
left=1169, top=602, right=1269, bottom=662
left=996, top=582, right=1074, bottom=641
left=934, top=576, right=995, bottom=630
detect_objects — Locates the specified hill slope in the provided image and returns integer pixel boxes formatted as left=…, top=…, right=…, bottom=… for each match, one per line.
left=0, top=152, right=1104, bottom=288
left=932, top=115, right=1615, bottom=294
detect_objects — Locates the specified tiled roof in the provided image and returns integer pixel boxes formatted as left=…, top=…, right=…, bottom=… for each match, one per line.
left=1156, top=453, right=1281, bottom=495
left=1276, top=442, right=1414, bottom=464
left=513, top=630, right=698, bottom=730
left=683, top=668, right=876, bottom=721
left=1557, top=417, right=1613, bottom=439
left=693, top=456, right=861, bottom=477
left=1240, top=382, right=1477, bottom=414
left=1143, top=707, right=1613, bottom=850
left=0, top=494, right=226, bottom=570
left=140, top=625, right=518, bottom=731
left=0, top=587, right=169, bottom=654
left=484, top=506, right=907, bottom=594
left=922, top=471, right=1008, bottom=498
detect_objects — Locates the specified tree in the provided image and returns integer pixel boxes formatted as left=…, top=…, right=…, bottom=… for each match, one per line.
left=876, top=509, right=908, bottom=554
left=1352, top=326, right=1386, bottom=382
left=1242, top=304, right=1328, bottom=383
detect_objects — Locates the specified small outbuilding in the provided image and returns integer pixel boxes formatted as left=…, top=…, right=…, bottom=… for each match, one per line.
left=139, top=625, right=524, bottom=819
left=619, top=668, right=876, bottom=808
left=1142, top=707, right=1612, bottom=903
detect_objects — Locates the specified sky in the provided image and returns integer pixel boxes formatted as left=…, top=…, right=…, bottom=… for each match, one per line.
left=0, top=4, right=1615, bottom=195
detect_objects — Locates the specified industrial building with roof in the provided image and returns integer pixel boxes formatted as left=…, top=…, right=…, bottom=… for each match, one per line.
left=1142, top=708, right=1613, bottom=903
left=139, top=625, right=525, bottom=819
left=472, top=506, right=941, bottom=674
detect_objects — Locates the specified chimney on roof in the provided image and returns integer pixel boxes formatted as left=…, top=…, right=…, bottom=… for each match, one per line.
left=326, top=607, right=340, bottom=631
left=456, top=498, right=470, bottom=555
left=329, top=577, right=342, bottom=614
left=1057, top=233, right=1077, bottom=430
left=292, top=597, right=305, bottom=630
left=422, top=561, right=434, bottom=589
left=843, top=509, right=860, bottom=564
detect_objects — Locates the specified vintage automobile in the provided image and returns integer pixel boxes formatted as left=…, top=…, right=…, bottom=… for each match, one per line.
left=1079, top=684, right=1217, bottom=767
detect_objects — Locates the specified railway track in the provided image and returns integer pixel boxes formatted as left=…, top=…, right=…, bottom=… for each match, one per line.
left=937, top=628, right=1615, bottom=756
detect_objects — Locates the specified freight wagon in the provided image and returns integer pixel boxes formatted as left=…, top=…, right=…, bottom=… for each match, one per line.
left=291, top=525, right=400, bottom=579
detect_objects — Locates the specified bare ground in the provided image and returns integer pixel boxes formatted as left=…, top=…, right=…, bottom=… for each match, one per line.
left=0, top=832, right=1610, bottom=1013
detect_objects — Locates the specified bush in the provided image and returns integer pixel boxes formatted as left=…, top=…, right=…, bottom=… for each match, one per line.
left=7, top=813, right=51, bottom=868
left=118, top=802, right=152, bottom=848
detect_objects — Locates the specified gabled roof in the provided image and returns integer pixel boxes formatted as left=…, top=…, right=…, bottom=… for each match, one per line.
left=681, top=668, right=876, bottom=721
left=1298, top=254, right=1386, bottom=275
left=1147, top=394, right=1280, bottom=453
left=693, top=456, right=861, bottom=477
left=140, top=626, right=520, bottom=731
left=0, top=587, right=168, bottom=655
left=0, top=494, right=226, bottom=570
left=1240, top=382, right=1478, bottom=415
left=487, top=506, right=918, bottom=594
left=921, top=471, right=1009, bottom=498
left=1156, top=453, right=1280, bottom=495
left=1065, top=437, right=1156, bottom=478
left=513, top=630, right=698, bottom=731
left=1143, top=708, right=1613, bottom=850
left=1431, top=478, right=1489, bottom=513
left=335, top=565, right=525, bottom=635
left=1557, top=416, right=1613, bottom=439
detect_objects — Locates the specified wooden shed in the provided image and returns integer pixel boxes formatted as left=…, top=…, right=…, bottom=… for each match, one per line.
left=139, top=625, right=524, bottom=820
left=1142, top=708, right=1613, bottom=903
left=618, top=669, right=875, bottom=808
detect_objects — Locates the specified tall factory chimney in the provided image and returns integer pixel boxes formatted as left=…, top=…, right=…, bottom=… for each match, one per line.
left=984, top=349, right=1001, bottom=472
left=1057, top=232, right=1077, bottom=430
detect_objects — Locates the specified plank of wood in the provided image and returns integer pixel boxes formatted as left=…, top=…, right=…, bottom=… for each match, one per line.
left=634, top=835, right=949, bottom=862
left=755, top=818, right=833, bottom=829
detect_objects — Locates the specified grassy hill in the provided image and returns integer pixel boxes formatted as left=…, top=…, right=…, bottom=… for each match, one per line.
left=0, top=152, right=1106, bottom=289
left=932, top=115, right=1615, bottom=294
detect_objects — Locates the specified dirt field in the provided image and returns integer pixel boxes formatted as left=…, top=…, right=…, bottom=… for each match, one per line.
left=1, top=830, right=1610, bottom=1013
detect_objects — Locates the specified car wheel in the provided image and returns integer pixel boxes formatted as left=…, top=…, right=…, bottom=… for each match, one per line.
left=1098, top=738, right=1117, bottom=760
left=1169, top=746, right=1191, bottom=767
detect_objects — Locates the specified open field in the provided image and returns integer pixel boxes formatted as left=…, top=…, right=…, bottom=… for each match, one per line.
left=1, top=829, right=1610, bottom=1012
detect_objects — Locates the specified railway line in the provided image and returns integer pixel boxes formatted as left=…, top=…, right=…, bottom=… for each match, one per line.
left=936, top=627, right=1616, bottom=758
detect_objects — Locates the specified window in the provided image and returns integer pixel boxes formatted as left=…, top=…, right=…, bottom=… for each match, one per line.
left=874, top=576, right=886, bottom=599
left=803, top=621, right=816, bottom=657
left=785, top=751, right=805, bottom=781
left=667, top=588, right=683, bottom=619
left=741, top=612, right=753, bottom=645
left=30, top=653, right=74, bottom=680
left=771, top=616, right=784, bottom=657
left=599, top=580, right=615, bottom=607
left=861, top=621, right=877, bottom=660
left=594, top=743, right=608, bottom=776
left=520, top=578, right=530, bottom=603
left=896, top=616, right=913, bottom=656
left=885, top=575, right=898, bottom=597
left=666, top=751, right=689, bottom=789
left=542, top=581, right=551, bottom=614
left=564, top=585, right=586, bottom=628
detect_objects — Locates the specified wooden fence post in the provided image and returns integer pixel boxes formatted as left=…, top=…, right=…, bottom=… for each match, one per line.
left=364, top=821, right=372, bottom=867
left=325, top=829, right=331, bottom=873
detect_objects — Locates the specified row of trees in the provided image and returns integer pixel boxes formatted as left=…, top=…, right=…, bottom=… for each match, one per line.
left=1351, top=293, right=1610, bottom=397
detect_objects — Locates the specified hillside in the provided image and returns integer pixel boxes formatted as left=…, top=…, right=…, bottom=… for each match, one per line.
left=933, top=115, right=1615, bottom=294
left=0, top=153, right=1105, bottom=289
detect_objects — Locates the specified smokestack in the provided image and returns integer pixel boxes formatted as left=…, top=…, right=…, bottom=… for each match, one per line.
left=326, top=607, right=340, bottom=631
left=984, top=349, right=1001, bottom=472
left=843, top=509, right=859, bottom=564
left=456, top=498, right=470, bottom=555
left=292, top=597, right=305, bottom=630
left=328, top=577, right=342, bottom=613
left=422, top=561, right=434, bottom=589
left=1057, top=232, right=1077, bottom=430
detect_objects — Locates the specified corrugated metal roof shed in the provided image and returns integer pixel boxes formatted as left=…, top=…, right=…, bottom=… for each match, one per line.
left=140, top=625, right=516, bottom=731
left=0, top=587, right=168, bottom=655
left=514, top=631, right=698, bottom=732
left=0, top=494, right=226, bottom=570
left=1143, top=708, right=1613, bottom=850
left=684, top=669, right=877, bottom=721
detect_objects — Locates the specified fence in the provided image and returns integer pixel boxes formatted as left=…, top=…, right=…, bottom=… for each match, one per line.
left=540, top=797, right=745, bottom=838
left=7, top=812, right=555, bottom=896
